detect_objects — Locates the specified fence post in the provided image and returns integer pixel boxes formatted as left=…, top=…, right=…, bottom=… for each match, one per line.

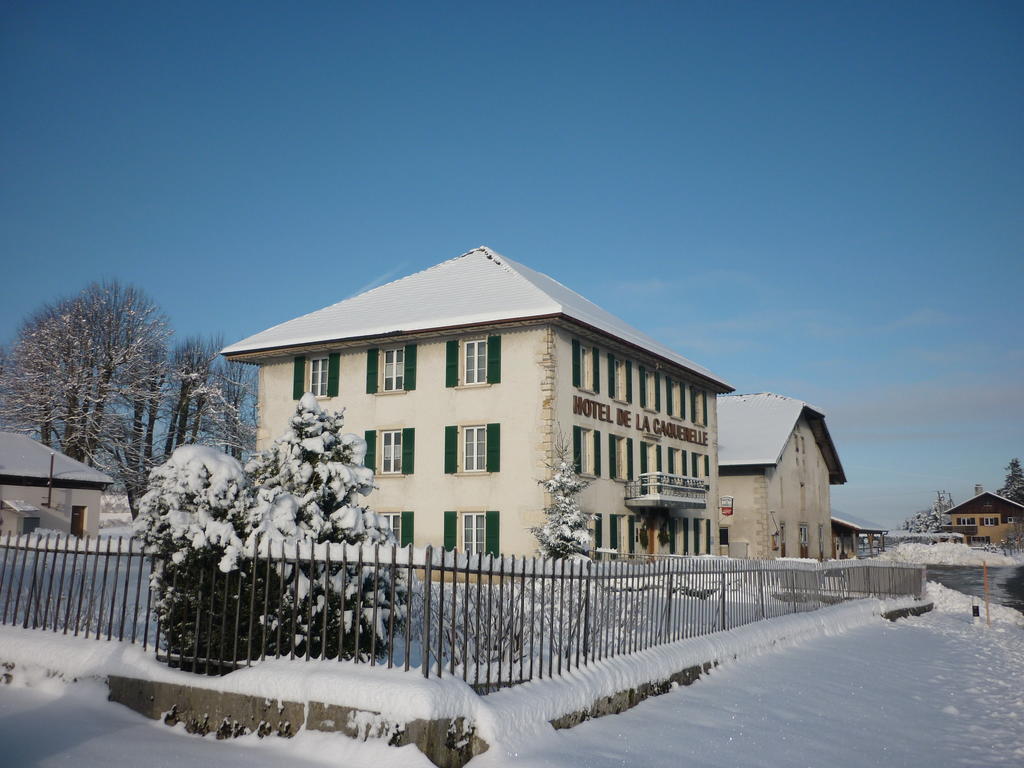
left=423, top=545, right=433, bottom=678
left=757, top=566, right=766, bottom=619
left=719, top=567, right=727, bottom=631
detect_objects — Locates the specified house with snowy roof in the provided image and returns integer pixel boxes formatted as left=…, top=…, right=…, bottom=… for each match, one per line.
left=223, top=247, right=733, bottom=558
left=941, top=486, right=1023, bottom=547
left=0, top=432, right=113, bottom=537
left=716, top=393, right=845, bottom=559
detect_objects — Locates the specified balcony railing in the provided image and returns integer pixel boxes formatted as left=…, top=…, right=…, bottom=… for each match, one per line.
left=624, top=472, right=709, bottom=509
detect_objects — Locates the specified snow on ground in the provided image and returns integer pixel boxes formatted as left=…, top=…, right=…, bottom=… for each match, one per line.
left=876, top=542, right=1021, bottom=566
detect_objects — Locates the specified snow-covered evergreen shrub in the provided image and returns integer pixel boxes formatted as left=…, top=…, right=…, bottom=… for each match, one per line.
left=901, top=507, right=945, bottom=534
left=244, top=394, right=403, bottom=661
left=134, top=445, right=251, bottom=664
left=531, top=441, right=592, bottom=559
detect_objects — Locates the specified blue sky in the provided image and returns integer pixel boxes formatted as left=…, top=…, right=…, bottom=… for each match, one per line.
left=2, top=1, right=1021, bottom=526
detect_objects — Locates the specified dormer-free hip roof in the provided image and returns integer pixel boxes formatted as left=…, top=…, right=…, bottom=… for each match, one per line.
left=0, top=432, right=114, bottom=487
left=222, top=247, right=732, bottom=391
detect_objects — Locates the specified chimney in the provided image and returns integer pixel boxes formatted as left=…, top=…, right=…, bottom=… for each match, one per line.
left=974, top=484, right=984, bottom=496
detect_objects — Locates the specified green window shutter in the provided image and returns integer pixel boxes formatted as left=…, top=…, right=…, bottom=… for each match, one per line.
left=573, top=425, right=583, bottom=473
left=656, top=445, right=663, bottom=473
left=654, top=373, right=661, bottom=412
left=485, top=510, right=500, bottom=556
left=682, top=517, right=689, bottom=554
left=571, top=339, right=581, bottom=387
left=402, top=427, right=415, bottom=475
left=607, top=353, right=615, bottom=395
left=666, top=378, right=674, bottom=417
left=593, top=430, right=601, bottom=476
left=444, top=426, right=458, bottom=474
left=486, top=423, right=500, bottom=472
left=681, top=450, right=688, bottom=477
left=625, top=361, right=633, bottom=403
left=365, top=348, right=379, bottom=394
left=704, top=455, right=710, bottom=477
left=667, top=449, right=675, bottom=475
left=626, top=438, right=634, bottom=480
left=639, top=441, right=649, bottom=475
left=610, top=514, right=620, bottom=550
left=403, top=344, right=417, bottom=391
left=691, top=388, right=697, bottom=423
left=638, top=366, right=647, bottom=408
left=693, top=518, right=701, bottom=555
left=680, top=383, right=687, bottom=421
left=628, top=516, right=636, bottom=554
left=444, top=511, right=457, bottom=550
left=292, top=356, right=306, bottom=400
left=705, top=519, right=712, bottom=554
left=608, top=434, right=617, bottom=479
left=446, top=340, right=459, bottom=387
left=594, top=513, right=603, bottom=549
left=592, top=347, right=600, bottom=392
left=692, top=452, right=699, bottom=478
left=400, top=511, right=414, bottom=547
left=363, top=430, right=377, bottom=472
left=703, top=390, right=708, bottom=426
left=486, top=335, right=501, bottom=383
left=327, top=353, right=340, bottom=397
left=668, top=518, right=677, bottom=554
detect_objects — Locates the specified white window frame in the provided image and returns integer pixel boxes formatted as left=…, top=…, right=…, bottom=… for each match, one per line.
left=980, top=517, right=998, bottom=527
left=645, top=371, right=656, bottom=410
left=959, top=517, right=976, bottom=526
left=310, top=357, right=329, bottom=397
left=381, top=430, right=403, bottom=474
left=383, top=348, right=405, bottom=392
left=693, top=389, right=706, bottom=425
left=670, top=381, right=682, bottom=418
left=381, top=512, right=401, bottom=542
left=971, top=535, right=991, bottom=544
left=614, top=436, right=629, bottom=481
left=646, top=442, right=658, bottom=474
left=580, top=428, right=595, bottom=475
left=463, top=512, right=486, bottom=555
left=463, top=426, right=487, bottom=472
left=613, top=359, right=626, bottom=401
left=464, top=339, right=487, bottom=385
left=799, top=524, right=809, bottom=546
left=579, top=346, right=593, bottom=391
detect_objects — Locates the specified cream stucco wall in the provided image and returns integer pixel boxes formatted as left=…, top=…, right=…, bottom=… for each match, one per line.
left=719, top=415, right=833, bottom=559
left=252, top=320, right=723, bottom=557
left=0, top=484, right=103, bottom=536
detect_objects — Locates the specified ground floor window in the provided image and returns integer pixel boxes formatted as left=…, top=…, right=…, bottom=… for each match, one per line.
left=381, top=512, right=401, bottom=542
left=464, top=512, right=486, bottom=555
left=970, top=536, right=991, bottom=545
left=719, top=527, right=730, bottom=546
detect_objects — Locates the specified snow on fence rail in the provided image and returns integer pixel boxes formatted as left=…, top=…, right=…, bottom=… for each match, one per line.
left=0, top=533, right=926, bottom=693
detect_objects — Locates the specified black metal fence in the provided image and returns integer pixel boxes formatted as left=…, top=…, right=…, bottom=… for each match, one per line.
left=0, top=533, right=926, bottom=693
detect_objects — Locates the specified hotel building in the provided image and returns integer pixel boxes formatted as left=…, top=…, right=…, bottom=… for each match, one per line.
left=222, top=248, right=733, bottom=557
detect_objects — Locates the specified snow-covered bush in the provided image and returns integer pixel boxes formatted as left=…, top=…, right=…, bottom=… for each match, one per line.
left=532, top=440, right=592, bottom=559
left=134, top=445, right=251, bottom=663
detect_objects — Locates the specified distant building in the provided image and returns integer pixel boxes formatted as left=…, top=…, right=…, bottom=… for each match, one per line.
left=222, top=247, right=733, bottom=557
left=717, top=393, right=846, bottom=559
left=0, top=432, right=113, bottom=536
left=942, top=488, right=1023, bottom=546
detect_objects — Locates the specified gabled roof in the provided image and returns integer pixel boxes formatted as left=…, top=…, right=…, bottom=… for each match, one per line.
left=222, top=247, right=731, bottom=390
left=945, top=490, right=1024, bottom=515
left=717, top=393, right=846, bottom=484
left=0, top=432, right=114, bottom=486
left=831, top=511, right=888, bottom=533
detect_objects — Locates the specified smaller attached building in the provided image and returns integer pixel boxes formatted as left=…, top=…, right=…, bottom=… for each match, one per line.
left=717, top=394, right=846, bottom=559
left=942, top=489, right=1023, bottom=547
left=0, top=432, right=113, bottom=536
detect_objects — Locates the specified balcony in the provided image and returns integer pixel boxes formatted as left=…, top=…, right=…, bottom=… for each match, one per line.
left=624, top=472, right=709, bottom=511
left=943, top=524, right=978, bottom=537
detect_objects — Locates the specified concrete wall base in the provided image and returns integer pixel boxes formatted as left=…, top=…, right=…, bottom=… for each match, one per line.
left=882, top=602, right=934, bottom=621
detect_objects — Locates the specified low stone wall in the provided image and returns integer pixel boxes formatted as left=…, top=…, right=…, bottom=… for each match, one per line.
left=882, top=602, right=934, bottom=621
left=104, top=675, right=488, bottom=768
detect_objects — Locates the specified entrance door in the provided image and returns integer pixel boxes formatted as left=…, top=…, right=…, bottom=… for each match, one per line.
left=71, top=506, right=86, bottom=538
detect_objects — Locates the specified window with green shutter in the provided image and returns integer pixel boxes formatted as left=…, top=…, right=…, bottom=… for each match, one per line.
left=400, top=511, right=414, bottom=546
left=680, top=382, right=686, bottom=421
left=693, top=517, right=701, bottom=554
left=625, top=361, right=633, bottom=403
left=607, top=352, right=615, bottom=395
left=444, top=426, right=458, bottom=474
left=705, top=519, right=712, bottom=554
left=573, top=426, right=583, bottom=474
left=327, top=353, right=340, bottom=397
left=446, top=340, right=459, bottom=387
left=690, top=387, right=697, bottom=423
left=591, top=347, right=600, bottom=392
left=485, top=510, right=500, bottom=556
left=703, top=390, right=708, bottom=426
left=656, top=445, right=663, bottom=473
left=681, top=450, right=688, bottom=477
left=594, top=513, right=603, bottom=549
left=626, top=438, right=634, bottom=480
left=593, top=430, right=601, bottom=476
left=666, top=377, right=674, bottom=417
left=403, top=344, right=417, bottom=390
left=704, top=455, right=710, bottom=478
left=486, top=423, right=500, bottom=472
left=293, top=356, right=306, bottom=400
left=654, top=372, right=661, bottom=412
left=608, top=434, right=618, bottom=480
left=363, top=430, right=377, bottom=472
left=402, top=428, right=415, bottom=474
left=572, top=339, right=581, bottom=387
left=628, top=516, right=636, bottom=554
left=692, top=451, right=699, bottom=478
left=365, top=348, right=379, bottom=394
left=610, top=514, right=621, bottom=550
left=667, top=448, right=675, bottom=475
left=668, top=518, right=676, bottom=554
left=444, top=511, right=457, bottom=550
left=487, top=335, right=501, bottom=383
left=639, top=441, right=649, bottom=474
left=639, top=366, right=647, bottom=408
left=682, top=517, right=689, bottom=554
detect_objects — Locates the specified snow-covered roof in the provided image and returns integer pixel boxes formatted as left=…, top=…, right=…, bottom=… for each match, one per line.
left=717, top=393, right=846, bottom=483
left=830, top=511, right=888, bottom=533
left=0, top=432, right=114, bottom=486
left=1, top=499, right=40, bottom=513
left=222, top=246, right=731, bottom=390
left=944, top=490, right=1024, bottom=514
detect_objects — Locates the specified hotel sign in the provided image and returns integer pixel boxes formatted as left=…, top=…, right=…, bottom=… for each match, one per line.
left=572, top=395, right=709, bottom=447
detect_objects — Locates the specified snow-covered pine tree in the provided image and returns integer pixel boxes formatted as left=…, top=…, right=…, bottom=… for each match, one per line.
left=998, top=458, right=1024, bottom=505
left=531, top=438, right=592, bottom=559
left=245, top=393, right=403, bottom=661
left=134, top=445, right=251, bottom=664
left=901, top=505, right=945, bottom=533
